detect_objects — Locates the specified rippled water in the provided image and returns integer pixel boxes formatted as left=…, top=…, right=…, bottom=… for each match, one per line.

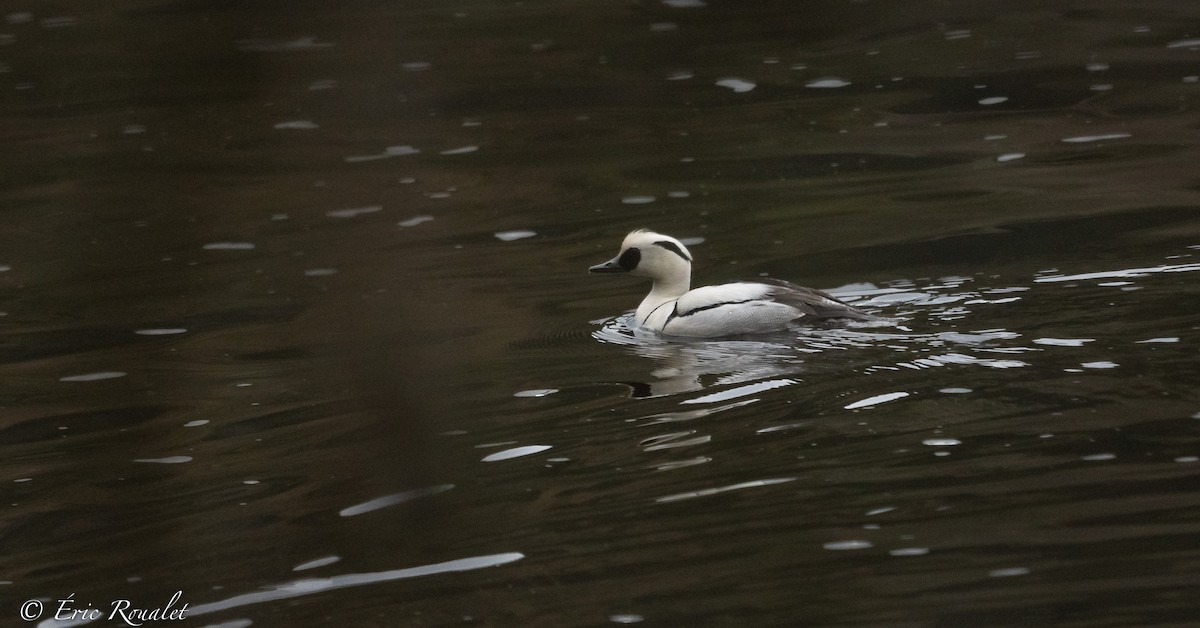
left=4, top=2, right=1200, bottom=627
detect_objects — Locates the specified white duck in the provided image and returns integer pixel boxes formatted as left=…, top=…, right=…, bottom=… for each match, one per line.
left=589, top=229, right=872, bottom=337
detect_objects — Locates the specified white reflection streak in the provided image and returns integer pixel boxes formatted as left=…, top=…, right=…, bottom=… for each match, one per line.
left=655, top=477, right=796, bottom=504
left=37, top=553, right=524, bottom=627
left=189, top=553, right=524, bottom=615
left=680, top=378, right=797, bottom=404
left=481, top=444, right=553, bottom=462
left=1034, top=262, right=1200, bottom=283
left=844, top=391, right=909, bottom=409
left=338, top=484, right=455, bottom=517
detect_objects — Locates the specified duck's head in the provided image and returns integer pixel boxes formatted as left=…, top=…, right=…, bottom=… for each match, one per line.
left=589, top=229, right=693, bottom=285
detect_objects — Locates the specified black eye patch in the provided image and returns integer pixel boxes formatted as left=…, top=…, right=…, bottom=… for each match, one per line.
left=618, top=247, right=641, bottom=270
left=653, top=240, right=691, bottom=261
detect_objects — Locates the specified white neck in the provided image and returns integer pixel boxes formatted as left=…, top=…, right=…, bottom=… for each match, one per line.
left=636, top=272, right=690, bottom=323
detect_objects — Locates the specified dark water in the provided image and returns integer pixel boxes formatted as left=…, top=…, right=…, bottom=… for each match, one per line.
left=3, top=2, right=1200, bottom=627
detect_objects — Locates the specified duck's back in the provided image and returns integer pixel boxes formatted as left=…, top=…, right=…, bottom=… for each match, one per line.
left=659, top=280, right=870, bottom=337
left=755, top=278, right=873, bottom=321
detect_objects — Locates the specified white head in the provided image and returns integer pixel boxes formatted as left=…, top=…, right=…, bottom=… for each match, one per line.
left=589, top=230, right=693, bottom=295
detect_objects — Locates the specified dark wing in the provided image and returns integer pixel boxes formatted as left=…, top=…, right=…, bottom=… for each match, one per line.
left=758, top=277, right=875, bottom=321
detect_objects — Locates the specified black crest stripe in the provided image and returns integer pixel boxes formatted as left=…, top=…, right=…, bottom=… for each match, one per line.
left=653, top=240, right=691, bottom=261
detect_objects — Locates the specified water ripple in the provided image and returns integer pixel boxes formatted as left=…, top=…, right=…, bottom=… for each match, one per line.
left=654, top=477, right=796, bottom=504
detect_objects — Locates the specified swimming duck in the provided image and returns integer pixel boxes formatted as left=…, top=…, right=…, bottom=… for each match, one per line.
left=589, top=229, right=873, bottom=337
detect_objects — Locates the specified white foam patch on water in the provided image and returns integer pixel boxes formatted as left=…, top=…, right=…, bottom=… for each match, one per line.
left=135, top=328, right=188, bottom=336
left=134, top=456, right=193, bottom=464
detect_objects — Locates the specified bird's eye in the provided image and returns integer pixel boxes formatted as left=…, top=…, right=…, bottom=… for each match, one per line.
left=618, top=247, right=641, bottom=270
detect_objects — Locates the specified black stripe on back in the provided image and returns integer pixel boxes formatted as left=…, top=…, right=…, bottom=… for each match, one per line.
left=675, top=299, right=757, bottom=318
left=642, top=299, right=677, bottom=325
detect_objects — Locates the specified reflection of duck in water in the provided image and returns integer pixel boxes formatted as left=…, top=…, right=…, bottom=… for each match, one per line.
left=590, top=230, right=873, bottom=337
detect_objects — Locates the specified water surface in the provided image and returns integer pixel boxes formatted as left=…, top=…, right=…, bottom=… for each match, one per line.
left=3, top=2, right=1200, bottom=627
